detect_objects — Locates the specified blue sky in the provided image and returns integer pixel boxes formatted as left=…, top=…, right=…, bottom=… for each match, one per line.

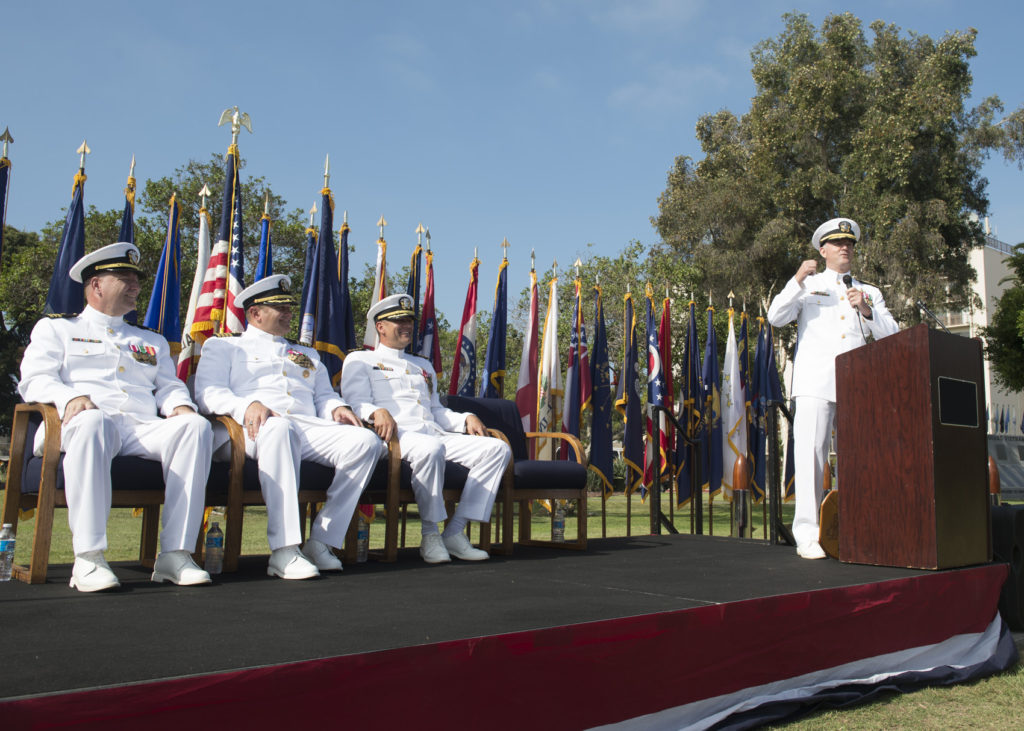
left=3, top=0, right=1022, bottom=320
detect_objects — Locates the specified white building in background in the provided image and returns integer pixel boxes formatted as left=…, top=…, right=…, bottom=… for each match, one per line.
left=939, top=224, right=1024, bottom=499
left=939, top=226, right=1024, bottom=434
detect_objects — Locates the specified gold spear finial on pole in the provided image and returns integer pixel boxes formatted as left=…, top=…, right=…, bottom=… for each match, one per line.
left=76, top=140, right=91, bottom=171
left=377, top=216, right=387, bottom=240
left=416, top=222, right=426, bottom=247
left=0, top=127, right=12, bottom=159
left=501, top=237, right=510, bottom=261
left=308, top=201, right=318, bottom=227
left=425, top=227, right=431, bottom=252
left=264, top=191, right=270, bottom=216
left=728, top=290, right=735, bottom=309
left=574, top=256, right=582, bottom=279
left=530, top=248, right=535, bottom=271
left=323, top=154, right=330, bottom=189
left=128, top=154, right=136, bottom=180
left=552, top=258, right=558, bottom=278
left=198, top=183, right=212, bottom=209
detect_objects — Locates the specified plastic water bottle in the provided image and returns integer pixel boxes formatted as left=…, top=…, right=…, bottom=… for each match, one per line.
left=0, top=523, right=16, bottom=581
left=356, top=514, right=369, bottom=563
left=204, top=522, right=224, bottom=575
left=552, top=504, right=566, bottom=543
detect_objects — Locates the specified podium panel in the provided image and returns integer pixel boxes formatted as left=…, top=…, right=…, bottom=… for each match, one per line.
left=836, top=324, right=990, bottom=569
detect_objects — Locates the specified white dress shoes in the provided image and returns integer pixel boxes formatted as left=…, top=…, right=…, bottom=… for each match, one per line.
left=419, top=533, right=451, bottom=564
left=443, top=531, right=490, bottom=561
left=797, top=541, right=827, bottom=560
left=268, top=545, right=320, bottom=579
left=151, top=550, right=212, bottom=586
left=70, top=551, right=121, bottom=592
left=301, top=538, right=343, bottom=571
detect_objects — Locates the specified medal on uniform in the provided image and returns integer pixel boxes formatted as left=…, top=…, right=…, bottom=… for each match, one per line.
left=422, top=370, right=433, bottom=396
left=128, top=344, right=157, bottom=365
left=286, top=349, right=315, bottom=370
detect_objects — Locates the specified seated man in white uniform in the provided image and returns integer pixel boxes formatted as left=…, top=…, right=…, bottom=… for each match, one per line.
left=342, top=294, right=512, bottom=563
left=767, top=217, right=899, bottom=559
left=19, top=242, right=213, bottom=592
left=195, top=274, right=384, bottom=579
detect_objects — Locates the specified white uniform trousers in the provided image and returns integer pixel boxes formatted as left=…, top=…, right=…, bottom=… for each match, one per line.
left=53, top=409, right=212, bottom=555
left=792, top=396, right=836, bottom=546
left=245, top=416, right=383, bottom=550
left=398, top=431, right=511, bottom=524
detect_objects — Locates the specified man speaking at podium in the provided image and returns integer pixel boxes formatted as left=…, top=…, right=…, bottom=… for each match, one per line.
left=767, top=218, right=899, bottom=559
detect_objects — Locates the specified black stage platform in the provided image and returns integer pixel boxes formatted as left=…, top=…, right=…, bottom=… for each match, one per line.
left=0, top=534, right=1013, bottom=729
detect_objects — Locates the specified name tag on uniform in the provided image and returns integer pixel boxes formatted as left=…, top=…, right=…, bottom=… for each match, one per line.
left=287, top=349, right=315, bottom=370
left=72, top=337, right=102, bottom=343
left=128, top=344, right=157, bottom=365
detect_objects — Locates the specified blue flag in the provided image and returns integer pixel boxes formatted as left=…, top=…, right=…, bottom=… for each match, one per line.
left=0, top=152, right=10, bottom=272
left=143, top=195, right=182, bottom=352
left=561, top=278, right=591, bottom=462
left=751, top=319, right=783, bottom=501
left=750, top=318, right=767, bottom=501
left=44, top=171, right=86, bottom=315
left=589, top=286, right=614, bottom=497
left=676, top=301, right=703, bottom=507
left=119, top=173, right=135, bottom=245
left=406, top=244, right=423, bottom=353
left=299, top=188, right=350, bottom=385
left=479, top=258, right=508, bottom=398
left=615, top=292, right=643, bottom=493
left=336, top=218, right=356, bottom=351
left=299, top=224, right=316, bottom=324
left=255, top=210, right=273, bottom=281
left=702, top=306, right=723, bottom=497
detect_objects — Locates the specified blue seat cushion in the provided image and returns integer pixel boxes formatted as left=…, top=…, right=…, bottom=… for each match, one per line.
left=513, top=460, right=587, bottom=494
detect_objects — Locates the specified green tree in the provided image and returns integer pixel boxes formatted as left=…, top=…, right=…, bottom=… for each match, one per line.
left=654, top=12, right=1024, bottom=338
left=983, top=243, right=1024, bottom=389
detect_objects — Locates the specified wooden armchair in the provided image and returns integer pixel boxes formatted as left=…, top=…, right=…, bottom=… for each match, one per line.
left=1, top=403, right=231, bottom=584
left=444, top=396, right=589, bottom=552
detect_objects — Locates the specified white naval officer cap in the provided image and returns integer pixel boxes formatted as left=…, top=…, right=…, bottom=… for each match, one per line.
left=811, top=218, right=861, bottom=252
left=69, top=242, right=144, bottom=283
left=367, top=293, right=417, bottom=322
left=238, top=274, right=296, bottom=311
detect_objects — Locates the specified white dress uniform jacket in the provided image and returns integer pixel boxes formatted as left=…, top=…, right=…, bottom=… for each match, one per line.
left=767, top=269, right=899, bottom=402
left=767, top=268, right=899, bottom=546
left=195, top=327, right=382, bottom=550
left=18, top=306, right=211, bottom=555
left=342, top=345, right=510, bottom=524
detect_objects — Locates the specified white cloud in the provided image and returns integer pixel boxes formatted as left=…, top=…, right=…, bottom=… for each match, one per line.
left=608, top=62, right=729, bottom=112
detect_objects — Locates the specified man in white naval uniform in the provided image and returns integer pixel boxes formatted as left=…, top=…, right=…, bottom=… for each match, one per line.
left=195, top=275, right=384, bottom=579
left=342, top=294, right=512, bottom=563
left=767, top=218, right=899, bottom=558
left=19, top=242, right=212, bottom=592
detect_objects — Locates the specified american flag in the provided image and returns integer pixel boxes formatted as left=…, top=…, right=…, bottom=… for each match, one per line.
left=223, top=146, right=246, bottom=333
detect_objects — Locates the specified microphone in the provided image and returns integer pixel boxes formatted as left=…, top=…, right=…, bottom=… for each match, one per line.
left=916, top=299, right=951, bottom=334
left=844, top=273, right=870, bottom=339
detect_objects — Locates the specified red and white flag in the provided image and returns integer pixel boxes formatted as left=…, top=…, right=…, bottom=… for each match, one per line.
left=362, top=222, right=388, bottom=349
left=515, top=267, right=539, bottom=435
left=536, top=273, right=561, bottom=459
left=176, top=205, right=213, bottom=383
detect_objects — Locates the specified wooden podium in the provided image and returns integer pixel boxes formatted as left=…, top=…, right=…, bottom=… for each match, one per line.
left=836, top=323, right=991, bottom=569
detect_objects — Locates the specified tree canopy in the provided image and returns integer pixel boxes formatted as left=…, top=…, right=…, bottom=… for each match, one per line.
left=653, top=12, right=1024, bottom=333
